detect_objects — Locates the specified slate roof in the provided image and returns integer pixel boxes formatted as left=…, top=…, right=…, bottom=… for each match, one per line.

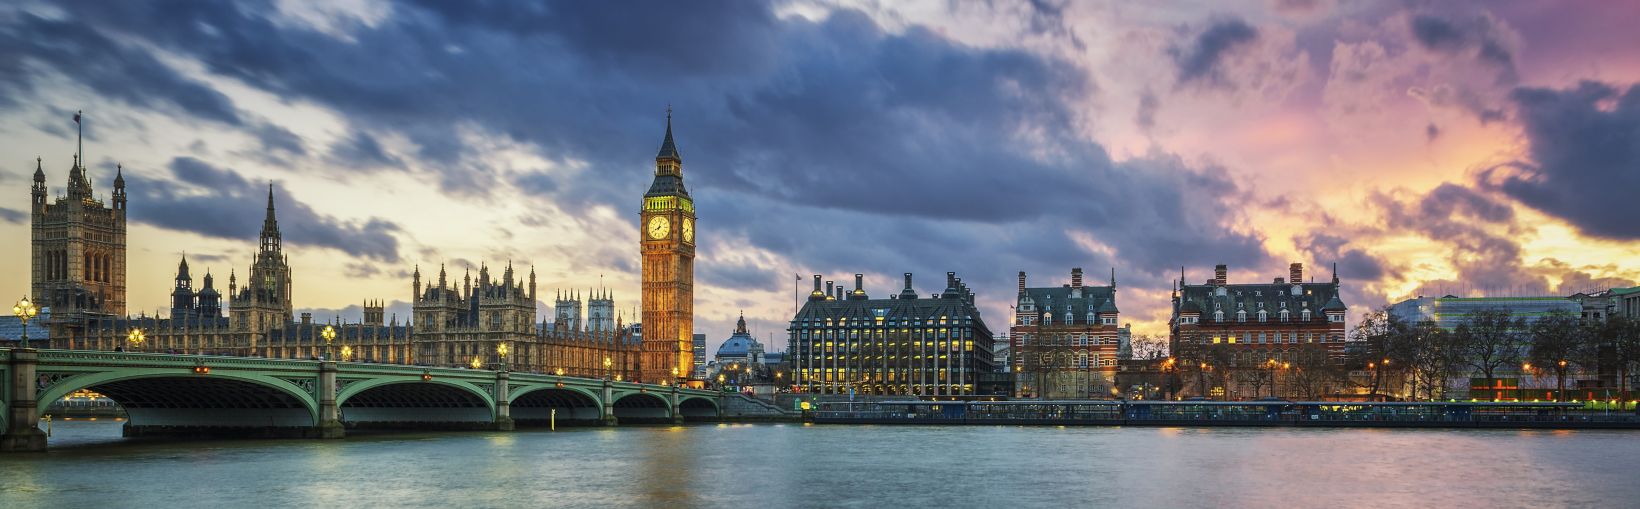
left=1018, top=285, right=1119, bottom=324
left=1176, top=281, right=1345, bottom=322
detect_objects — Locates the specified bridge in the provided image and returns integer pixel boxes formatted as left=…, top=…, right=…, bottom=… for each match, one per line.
left=1, top=348, right=726, bottom=452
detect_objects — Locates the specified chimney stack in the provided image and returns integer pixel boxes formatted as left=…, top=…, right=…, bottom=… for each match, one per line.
left=1017, top=271, right=1027, bottom=295
left=904, top=273, right=914, bottom=291
left=946, top=272, right=957, bottom=290
left=1214, top=264, right=1228, bottom=286
left=825, top=280, right=834, bottom=299
left=1071, top=267, right=1083, bottom=289
left=1290, top=263, right=1303, bottom=284
left=854, top=273, right=864, bottom=293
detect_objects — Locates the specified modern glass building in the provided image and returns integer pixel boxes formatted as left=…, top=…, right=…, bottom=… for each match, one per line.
left=1388, top=295, right=1582, bottom=329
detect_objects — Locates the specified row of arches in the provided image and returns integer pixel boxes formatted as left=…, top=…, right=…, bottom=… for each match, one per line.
left=15, top=374, right=718, bottom=435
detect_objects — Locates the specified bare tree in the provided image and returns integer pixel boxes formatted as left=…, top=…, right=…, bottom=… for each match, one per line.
left=1589, top=315, right=1640, bottom=411
left=1349, top=307, right=1414, bottom=400
left=1528, top=312, right=1585, bottom=401
left=1454, top=308, right=1524, bottom=383
left=1130, top=334, right=1169, bottom=360
left=1285, top=345, right=1342, bottom=400
left=1405, top=320, right=1459, bottom=401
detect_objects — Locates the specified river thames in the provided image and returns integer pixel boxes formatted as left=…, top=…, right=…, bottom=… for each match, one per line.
left=2, top=420, right=1637, bottom=508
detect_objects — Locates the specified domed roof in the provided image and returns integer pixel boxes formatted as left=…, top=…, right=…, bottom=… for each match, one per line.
left=715, top=311, right=763, bottom=358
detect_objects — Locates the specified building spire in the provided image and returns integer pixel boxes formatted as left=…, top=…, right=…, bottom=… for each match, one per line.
left=656, top=106, right=681, bottom=162
left=735, top=310, right=748, bottom=335
left=259, top=182, right=281, bottom=252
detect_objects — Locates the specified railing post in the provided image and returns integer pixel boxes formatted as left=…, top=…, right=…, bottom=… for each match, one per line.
left=316, top=361, right=344, bottom=439
left=600, top=380, right=617, bottom=426
left=2, top=348, right=47, bottom=452
left=494, top=371, right=514, bottom=431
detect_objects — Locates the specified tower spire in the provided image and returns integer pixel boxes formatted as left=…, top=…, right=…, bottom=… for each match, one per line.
left=259, top=182, right=281, bottom=252
left=656, top=107, right=681, bottom=163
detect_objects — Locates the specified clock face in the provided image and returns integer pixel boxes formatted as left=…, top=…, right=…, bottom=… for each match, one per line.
left=681, top=218, right=694, bottom=243
left=647, top=215, right=671, bottom=240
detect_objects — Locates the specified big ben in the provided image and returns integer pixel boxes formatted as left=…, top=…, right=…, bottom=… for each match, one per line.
left=640, top=111, right=695, bottom=385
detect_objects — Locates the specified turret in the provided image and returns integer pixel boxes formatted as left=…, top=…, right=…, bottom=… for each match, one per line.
left=413, top=265, right=422, bottom=301
left=113, top=163, right=126, bottom=211
left=31, top=157, right=46, bottom=209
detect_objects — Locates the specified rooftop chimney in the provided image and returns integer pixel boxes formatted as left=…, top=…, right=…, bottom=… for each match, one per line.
left=1214, top=264, right=1228, bottom=286
left=1275, top=277, right=1285, bottom=284
left=825, top=280, right=834, bottom=300
left=946, top=272, right=957, bottom=289
left=1290, top=263, right=1303, bottom=284
left=1071, top=267, right=1083, bottom=289
left=901, top=273, right=918, bottom=300
left=1017, top=271, right=1026, bottom=295
left=853, top=273, right=864, bottom=299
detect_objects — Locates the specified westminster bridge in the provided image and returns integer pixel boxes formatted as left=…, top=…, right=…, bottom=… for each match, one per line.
left=1, top=348, right=728, bottom=452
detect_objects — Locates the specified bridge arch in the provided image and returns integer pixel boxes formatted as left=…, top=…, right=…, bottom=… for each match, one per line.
left=611, top=392, right=672, bottom=423
left=509, top=385, right=602, bottom=425
left=336, top=377, right=496, bottom=428
left=34, top=369, right=320, bottom=434
left=678, top=396, right=720, bottom=421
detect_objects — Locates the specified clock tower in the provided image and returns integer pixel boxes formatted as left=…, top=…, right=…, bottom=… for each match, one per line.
left=640, top=111, right=696, bottom=384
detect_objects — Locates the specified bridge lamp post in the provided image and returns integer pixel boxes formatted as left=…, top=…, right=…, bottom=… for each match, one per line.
left=12, top=296, right=39, bottom=349
left=126, top=328, right=145, bottom=352
left=469, top=356, right=483, bottom=369
left=603, top=356, right=612, bottom=380
left=496, top=342, right=509, bottom=371
left=340, top=345, right=353, bottom=363
left=321, top=325, right=337, bottom=361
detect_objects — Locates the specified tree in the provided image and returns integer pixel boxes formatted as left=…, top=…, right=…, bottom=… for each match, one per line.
left=1589, top=315, right=1640, bottom=410
left=1349, top=307, right=1414, bottom=400
left=1285, top=345, right=1342, bottom=400
left=1527, top=312, right=1585, bottom=401
left=1130, top=334, right=1169, bottom=360
left=1453, top=308, right=1524, bottom=384
left=1405, top=320, right=1460, bottom=401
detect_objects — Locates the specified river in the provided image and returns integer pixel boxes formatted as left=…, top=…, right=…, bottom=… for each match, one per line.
left=1, top=420, right=1636, bottom=508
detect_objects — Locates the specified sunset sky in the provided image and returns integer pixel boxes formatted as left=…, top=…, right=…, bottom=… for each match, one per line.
left=2, top=1, right=1637, bottom=353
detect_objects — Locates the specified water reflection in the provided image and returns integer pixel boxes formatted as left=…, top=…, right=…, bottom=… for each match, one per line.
left=2, top=421, right=1638, bottom=508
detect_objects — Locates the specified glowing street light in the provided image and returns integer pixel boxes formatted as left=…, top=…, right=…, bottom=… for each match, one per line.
left=340, top=345, right=354, bottom=362
left=12, top=296, right=39, bottom=348
left=497, top=342, right=510, bottom=371
left=126, top=327, right=145, bottom=351
left=469, top=356, right=483, bottom=369
left=321, top=325, right=337, bottom=360
left=604, top=356, right=612, bottom=380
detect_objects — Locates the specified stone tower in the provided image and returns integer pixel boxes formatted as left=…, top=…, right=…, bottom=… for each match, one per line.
left=31, top=154, right=128, bottom=326
left=230, top=184, right=293, bottom=333
left=554, top=289, right=582, bottom=331
left=588, top=287, right=615, bottom=332
left=640, top=110, right=696, bottom=384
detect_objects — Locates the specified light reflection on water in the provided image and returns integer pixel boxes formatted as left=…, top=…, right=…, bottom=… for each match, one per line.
left=1, top=420, right=1637, bottom=508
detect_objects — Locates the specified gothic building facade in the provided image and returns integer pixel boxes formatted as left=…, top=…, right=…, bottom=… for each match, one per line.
left=640, top=112, right=696, bottom=384
left=31, top=155, right=127, bottom=330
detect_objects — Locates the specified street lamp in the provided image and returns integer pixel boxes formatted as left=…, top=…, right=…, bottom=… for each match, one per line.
left=340, top=345, right=353, bottom=362
left=672, top=366, right=680, bottom=385
left=603, top=356, right=612, bottom=380
left=1522, top=363, right=1533, bottom=402
left=1557, top=359, right=1568, bottom=402
left=12, top=296, right=39, bottom=349
left=126, top=327, right=145, bottom=352
left=497, top=342, right=510, bottom=371
left=469, top=356, right=483, bottom=369
left=321, top=325, right=337, bottom=360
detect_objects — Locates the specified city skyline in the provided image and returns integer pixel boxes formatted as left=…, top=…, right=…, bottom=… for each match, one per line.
left=2, top=1, right=1638, bottom=355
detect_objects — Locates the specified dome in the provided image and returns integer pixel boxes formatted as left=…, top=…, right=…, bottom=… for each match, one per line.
left=716, top=335, right=760, bottom=358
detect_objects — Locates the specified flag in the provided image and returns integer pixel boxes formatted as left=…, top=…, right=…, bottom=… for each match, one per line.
left=73, top=111, right=81, bottom=124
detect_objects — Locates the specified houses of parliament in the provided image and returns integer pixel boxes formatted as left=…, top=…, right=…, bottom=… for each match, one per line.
left=24, top=115, right=699, bottom=383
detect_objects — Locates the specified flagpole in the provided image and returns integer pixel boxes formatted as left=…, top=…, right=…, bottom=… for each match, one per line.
left=76, top=110, right=83, bottom=167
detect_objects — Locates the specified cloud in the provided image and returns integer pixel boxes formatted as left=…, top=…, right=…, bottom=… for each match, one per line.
left=125, top=156, right=404, bottom=261
left=1170, top=18, right=1258, bottom=87
left=326, top=131, right=404, bottom=170
left=0, top=207, right=25, bottom=224
left=1484, top=81, right=1640, bottom=240
left=1371, top=183, right=1544, bottom=293
left=0, top=11, right=242, bottom=124
left=1407, top=14, right=1519, bottom=86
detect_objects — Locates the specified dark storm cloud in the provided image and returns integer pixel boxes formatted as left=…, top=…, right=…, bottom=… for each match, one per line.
left=1407, top=14, right=1518, bottom=85
left=1170, top=18, right=1257, bottom=87
left=1293, top=232, right=1387, bottom=282
left=1486, top=81, right=1640, bottom=240
left=124, top=157, right=404, bottom=261
left=327, top=132, right=403, bottom=171
left=251, top=122, right=306, bottom=157
left=0, top=206, right=25, bottom=224
left=15, top=1, right=1271, bottom=306
left=0, top=11, right=242, bottom=124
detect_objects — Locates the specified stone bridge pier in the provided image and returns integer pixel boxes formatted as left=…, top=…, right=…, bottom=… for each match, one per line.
left=2, top=349, right=48, bottom=452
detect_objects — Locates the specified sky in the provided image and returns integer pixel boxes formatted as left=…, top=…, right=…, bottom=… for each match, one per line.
left=2, top=0, right=1637, bottom=355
